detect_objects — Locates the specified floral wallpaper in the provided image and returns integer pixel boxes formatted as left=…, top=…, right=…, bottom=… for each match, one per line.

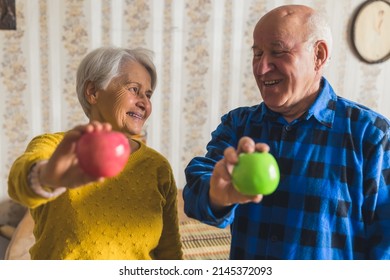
left=0, top=0, right=28, bottom=226
left=219, top=0, right=233, bottom=116
left=102, top=1, right=111, bottom=46
left=62, top=0, right=89, bottom=128
left=0, top=0, right=390, bottom=226
left=182, top=0, right=212, bottom=165
left=39, top=0, right=50, bottom=133
left=124, top=0, right=150, bottom=47
left=160, top=0, right=173, bottom=159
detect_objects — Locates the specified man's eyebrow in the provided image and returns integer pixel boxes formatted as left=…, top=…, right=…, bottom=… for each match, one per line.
left=270, top=40, right=287, bottom=48
left=252, top=40, right=287, bottom=50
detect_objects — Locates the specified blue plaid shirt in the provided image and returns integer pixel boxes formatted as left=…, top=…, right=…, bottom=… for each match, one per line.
left=183, top=78, right=390, bottom=259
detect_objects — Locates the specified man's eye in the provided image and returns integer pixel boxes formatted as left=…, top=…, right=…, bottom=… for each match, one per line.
left=272, top=50, right=284, bottom=56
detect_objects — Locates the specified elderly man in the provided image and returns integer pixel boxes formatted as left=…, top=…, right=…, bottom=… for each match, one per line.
left=183, top=5, right=390, bottom=259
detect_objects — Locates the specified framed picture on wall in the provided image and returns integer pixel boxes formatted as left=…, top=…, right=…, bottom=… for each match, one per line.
left=0, top=0, right=16, bottom=30
left=351, top=0, right=390, bottom=64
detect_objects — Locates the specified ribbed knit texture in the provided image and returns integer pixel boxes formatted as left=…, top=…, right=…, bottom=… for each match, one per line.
left=8, top=133, right=183, bottom=260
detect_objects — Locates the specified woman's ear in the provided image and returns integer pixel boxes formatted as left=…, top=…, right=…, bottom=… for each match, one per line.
left=314, top=40, right=329, bottom=71
left=85, top=81, right=98, bottom=104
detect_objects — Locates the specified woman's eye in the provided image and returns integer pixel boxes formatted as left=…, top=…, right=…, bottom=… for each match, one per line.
left=128, top=87, right=139, bottom=94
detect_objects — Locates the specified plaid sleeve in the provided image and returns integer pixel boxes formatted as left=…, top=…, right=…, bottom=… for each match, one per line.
left=364, top=125, right=390, bottom=259
left=183, top=111, right=243, bottom=228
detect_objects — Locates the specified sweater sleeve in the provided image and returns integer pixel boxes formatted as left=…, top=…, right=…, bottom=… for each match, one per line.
left=153, top=162, right=183, bottom=260
left=8, top=133, right=64, bottom=208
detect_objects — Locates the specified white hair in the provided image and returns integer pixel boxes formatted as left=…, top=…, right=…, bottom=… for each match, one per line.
left=76, top=46, right=157, bottom=118
left=306, top=11, right=333, bottom=61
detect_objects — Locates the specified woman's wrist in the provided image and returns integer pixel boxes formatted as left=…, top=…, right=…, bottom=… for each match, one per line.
left=28, top=160, right=66, bottom=199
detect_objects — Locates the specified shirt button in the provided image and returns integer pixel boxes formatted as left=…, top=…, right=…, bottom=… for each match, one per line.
left=285, top=125, right=292, bottom=131
left=270, top=235, right=278, bottom=242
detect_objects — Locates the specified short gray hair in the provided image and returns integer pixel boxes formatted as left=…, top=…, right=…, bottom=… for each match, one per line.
left=306, top=11, right=333, bottom=60
left=76, top=46, right=157, bottom=118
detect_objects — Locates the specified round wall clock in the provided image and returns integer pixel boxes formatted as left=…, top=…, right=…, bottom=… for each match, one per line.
left=351, top=0, right=390, bottom=64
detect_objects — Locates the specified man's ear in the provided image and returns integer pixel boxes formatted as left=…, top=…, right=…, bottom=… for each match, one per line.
left=85, top=81, right=98, bottom=104
left=314, top=40, right=329, bottom=71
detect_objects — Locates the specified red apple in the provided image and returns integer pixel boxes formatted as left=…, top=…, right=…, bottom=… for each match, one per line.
left=76, top=131, right=131, bottom=178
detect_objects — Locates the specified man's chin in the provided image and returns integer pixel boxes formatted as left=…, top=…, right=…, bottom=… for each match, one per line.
left=262, top=96, right=285, bottom=108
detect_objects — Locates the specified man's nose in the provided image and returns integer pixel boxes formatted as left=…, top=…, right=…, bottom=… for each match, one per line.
left=254, top=55, right=274, bottom=75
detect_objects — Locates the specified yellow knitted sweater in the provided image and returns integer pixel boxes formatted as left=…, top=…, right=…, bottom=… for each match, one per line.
left=8, top=133, right=183, bottom=260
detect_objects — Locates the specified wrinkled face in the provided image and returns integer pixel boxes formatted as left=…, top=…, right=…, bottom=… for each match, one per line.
left=252, top=15, right=319, bottom=119
left=90, top=60, right=153, bottom=135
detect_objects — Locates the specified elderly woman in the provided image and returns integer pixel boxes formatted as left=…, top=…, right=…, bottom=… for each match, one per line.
left=8, top=47, right=183, bottom=260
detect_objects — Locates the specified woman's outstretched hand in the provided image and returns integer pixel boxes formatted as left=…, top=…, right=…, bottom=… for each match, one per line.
left=38, top=121, right=113, bottom=190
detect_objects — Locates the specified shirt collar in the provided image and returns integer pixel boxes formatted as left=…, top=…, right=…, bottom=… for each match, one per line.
left=305, top=77, right=336, bottom=128
left=259, top=77, right=336, bottom=128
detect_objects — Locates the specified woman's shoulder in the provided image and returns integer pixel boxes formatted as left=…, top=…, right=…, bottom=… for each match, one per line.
left=31, top=131, right=65, bottom=141
left=26, top=132, right=66, bottom=150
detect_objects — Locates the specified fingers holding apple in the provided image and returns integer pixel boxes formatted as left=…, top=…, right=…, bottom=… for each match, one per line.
left=39, top=122, right=130, bottom=190
left=236, top=136, right=256, bottom=154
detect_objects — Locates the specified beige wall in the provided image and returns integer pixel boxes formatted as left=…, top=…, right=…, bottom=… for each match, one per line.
left=1, top=0, right=389, bottom=224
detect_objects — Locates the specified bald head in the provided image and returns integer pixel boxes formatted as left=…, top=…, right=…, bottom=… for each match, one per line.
left=255, top=5, right=332, bottom=57
left=260, top=5, right=314, bottom=24
left=263, top=5, right=314, bottom=18
left=261, top=6, right=311, bottom=38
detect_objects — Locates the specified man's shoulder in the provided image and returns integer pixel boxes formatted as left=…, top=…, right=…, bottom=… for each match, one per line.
left=336, top=96, right=389, bottom=121
left=223, top=104, right=263, bottom=120
left=228, top=104, right=262, bottom=113
left=335, top=96, right=390, bottom=133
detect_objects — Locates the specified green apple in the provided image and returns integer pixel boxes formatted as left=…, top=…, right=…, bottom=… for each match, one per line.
left=232, top=152, right=280, bottom=195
